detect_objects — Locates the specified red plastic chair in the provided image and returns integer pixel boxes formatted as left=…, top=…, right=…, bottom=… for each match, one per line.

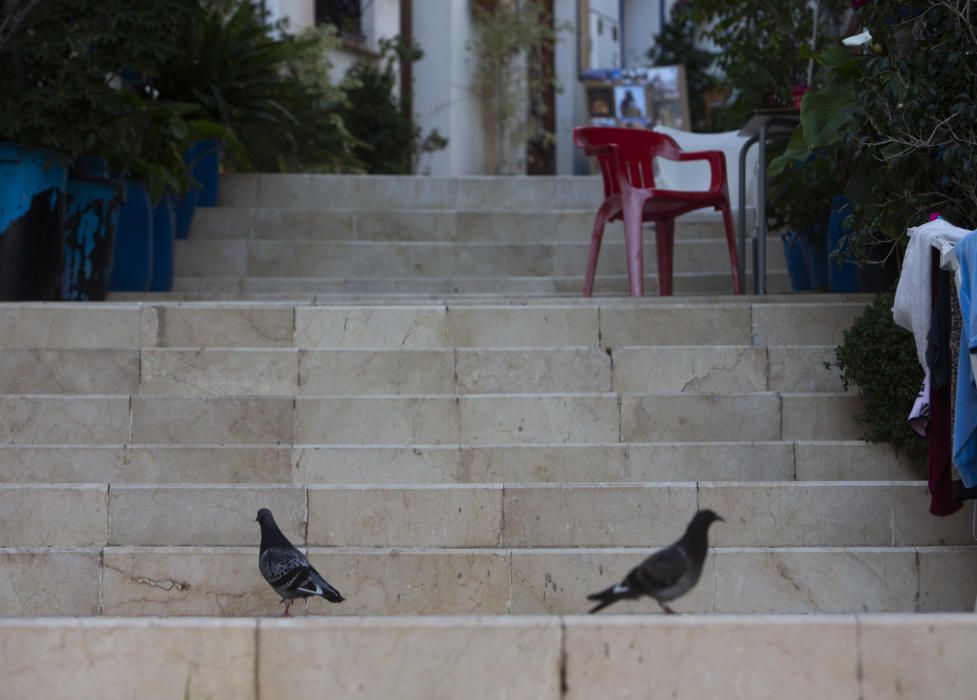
left=574, top=126, right=743, bottom=296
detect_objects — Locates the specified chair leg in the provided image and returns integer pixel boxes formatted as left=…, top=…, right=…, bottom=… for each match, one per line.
left=654, top=217, right=675, bottom=296
left=583, top=205, right=611, bottom=297
left=621, top=191, right=647, bottom=297
left=719, top=202, right=743, bottom=295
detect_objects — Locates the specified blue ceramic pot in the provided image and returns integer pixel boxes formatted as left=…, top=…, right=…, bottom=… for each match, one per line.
left=0, top=142, right=67, bottom=300
left=150, top=194, right=176, bottom=292
left=108, top=179, right=153, bottom=292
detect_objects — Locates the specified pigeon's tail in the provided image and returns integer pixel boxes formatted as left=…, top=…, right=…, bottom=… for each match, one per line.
left=301, top=569, right=345, bottom=604
left=586, top=584, right=629, bottom=614
left=321, top=584, right=345, bottom=604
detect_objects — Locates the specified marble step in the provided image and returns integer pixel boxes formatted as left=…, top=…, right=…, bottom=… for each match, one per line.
left=168, top=270, right=792, bottom=296
left=0, top=300, right=867, bottom=349
left=0, top=482, right=966, bottom=548
left=4, top=615, right=975, bottom=700
left=3, top=616, right=976, bottom=700
left=190, top=206, right=751, bottom=242
left=172, top=238, right=783, bottom=279
left=219, top=174, right=605, bottom=210
left=0, top=441, right=921, bottom=484
left=0, top=345, right=848, bottom=396
left=2, top=545, right=974, bottom=617
left=0, top=392, right=863, bottom=445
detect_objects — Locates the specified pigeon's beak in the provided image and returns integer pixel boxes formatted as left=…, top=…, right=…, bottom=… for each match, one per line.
left=716, top=516, right=725, bottom=522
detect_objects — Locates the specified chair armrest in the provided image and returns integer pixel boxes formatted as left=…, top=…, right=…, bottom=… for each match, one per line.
left=581, top=143, right=627, bottom=187
left=672, top=149, right=727, bottom=193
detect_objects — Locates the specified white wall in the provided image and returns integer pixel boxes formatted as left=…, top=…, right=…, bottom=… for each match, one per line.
left=277, top=0, right=315, bottom=31
left=623, top=0, right=656, bottom=67
left=554, top=0, right=590, bottom=175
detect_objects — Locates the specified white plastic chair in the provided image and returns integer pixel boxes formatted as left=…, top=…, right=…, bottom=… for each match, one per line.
left=652, top=125, right=758, bottom=216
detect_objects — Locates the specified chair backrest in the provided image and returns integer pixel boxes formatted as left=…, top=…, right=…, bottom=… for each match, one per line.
left=573, top=126, right=683, bottom=199
left=654, top=125, right=758, bottom=208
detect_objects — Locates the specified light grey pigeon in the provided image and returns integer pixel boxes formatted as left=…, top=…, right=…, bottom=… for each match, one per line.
left=256, top=508, right=344, bottom=616
left=587, top=509, right=723, bottom=614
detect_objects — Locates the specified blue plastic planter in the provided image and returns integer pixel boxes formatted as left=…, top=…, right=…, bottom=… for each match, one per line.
left=782, top=230, right=813, bottom=291
left=827, top=195, right=859, bottom=293
left=150, top=194, right=176, bottom=292
left=108, top=179, right=153, bottom=292
left=61, top=164, right=125, bottom=301
left=0, top=142, right=67, bottom=300
left=189, top=139, right=221, bottom=207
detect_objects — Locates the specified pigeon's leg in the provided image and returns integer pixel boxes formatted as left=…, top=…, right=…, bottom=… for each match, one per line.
left=282, top=600, right=292, bottom=617
left=658, top=602, right=676, bottom=615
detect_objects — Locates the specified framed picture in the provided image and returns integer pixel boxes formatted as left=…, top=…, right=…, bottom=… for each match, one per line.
left=581, top=67, right=690, bottom=131
left=641, top=65, right=691, bottom=130
left=614, top=84, right=650, bottom=126
left=584, top=84, right=616, bottom=120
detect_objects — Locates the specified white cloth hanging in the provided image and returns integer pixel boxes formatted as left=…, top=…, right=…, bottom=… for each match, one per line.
left=893, top=218, right=972, bottom=370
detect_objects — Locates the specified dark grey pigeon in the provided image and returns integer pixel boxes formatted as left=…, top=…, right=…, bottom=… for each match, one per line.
left=256, top=508, right=344, bottom=616
left=587, top=509, right=723, bottom=614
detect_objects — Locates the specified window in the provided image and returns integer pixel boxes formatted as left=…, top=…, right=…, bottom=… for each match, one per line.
left=315, top=0, right=363, bottom=39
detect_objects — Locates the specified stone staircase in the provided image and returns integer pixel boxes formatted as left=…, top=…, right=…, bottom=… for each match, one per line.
left=164, top=174, right=785, bottom=297
left=1, top=175, right=975, bottom=698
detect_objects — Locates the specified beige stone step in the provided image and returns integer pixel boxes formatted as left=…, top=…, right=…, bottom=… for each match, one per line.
left=0, top=300, right=867, bottom=349
left=3, top=615, right=975, bottom=699
left=0, top=346, right=847, bottom=396
left=0, top=392, right=864, bottom=445
left=0, top=482, right=967, bottom=548
left=218, top=173, right=606, bottom=210
left=173, top=238, right=782, bottom=280
left=190, top=206, right=746, bottom=242
left=3, top=545, right=974, bottom=617
left=0, top=440, right=920, bottom=484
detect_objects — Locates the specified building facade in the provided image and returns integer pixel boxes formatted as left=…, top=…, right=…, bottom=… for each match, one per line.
left=269, top=0, right=678, bottom=175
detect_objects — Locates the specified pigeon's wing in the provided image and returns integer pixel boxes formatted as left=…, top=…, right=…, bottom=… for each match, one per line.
left=632, top=545, right=692, bottom=593
left=295, top=563, right=344, bottom=603
left=259, top=546, right=308, bottom=587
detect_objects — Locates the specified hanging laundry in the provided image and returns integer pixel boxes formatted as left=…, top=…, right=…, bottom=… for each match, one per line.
left=893, top=218, right=971, bottom=369
left=952, top=229, right=977, bottom=489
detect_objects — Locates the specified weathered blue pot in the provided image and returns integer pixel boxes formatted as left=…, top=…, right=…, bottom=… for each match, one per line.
left=827, top=195, right=859, bottom=293
left=189, top=139, right=221, bottom=207
left=0, top=143, right=67, bottom=300
left=60, top=159, right=125, bottom=301
left=108, top=179, right=153, bottom=292
left=150, top=194, right=176, bottom=292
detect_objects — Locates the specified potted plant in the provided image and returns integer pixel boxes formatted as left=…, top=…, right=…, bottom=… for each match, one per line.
left=0, top=0, right=200, bottom=300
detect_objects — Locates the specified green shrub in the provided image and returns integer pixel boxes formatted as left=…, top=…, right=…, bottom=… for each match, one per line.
left=831, top=293, right=926, bottom=470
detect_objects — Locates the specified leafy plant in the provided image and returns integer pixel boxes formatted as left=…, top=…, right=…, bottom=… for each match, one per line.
left=123, top=96, right=240, bottom=203
left=688, top=0, right=848, bottom=130
left=0, top=0, right=196, bottom=162
left=845, top=1, right=977, bottom=243
left=244, top=22, right=361, bottom=173
left=646, top=1, right=718, bottom=132
left=467, top=0, right=569, bottom=174
left=832, top=293, right=926, bottom=469
left=154, top=4, right=360, bottom=173
left=339, top=39, right=446, bottom=174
